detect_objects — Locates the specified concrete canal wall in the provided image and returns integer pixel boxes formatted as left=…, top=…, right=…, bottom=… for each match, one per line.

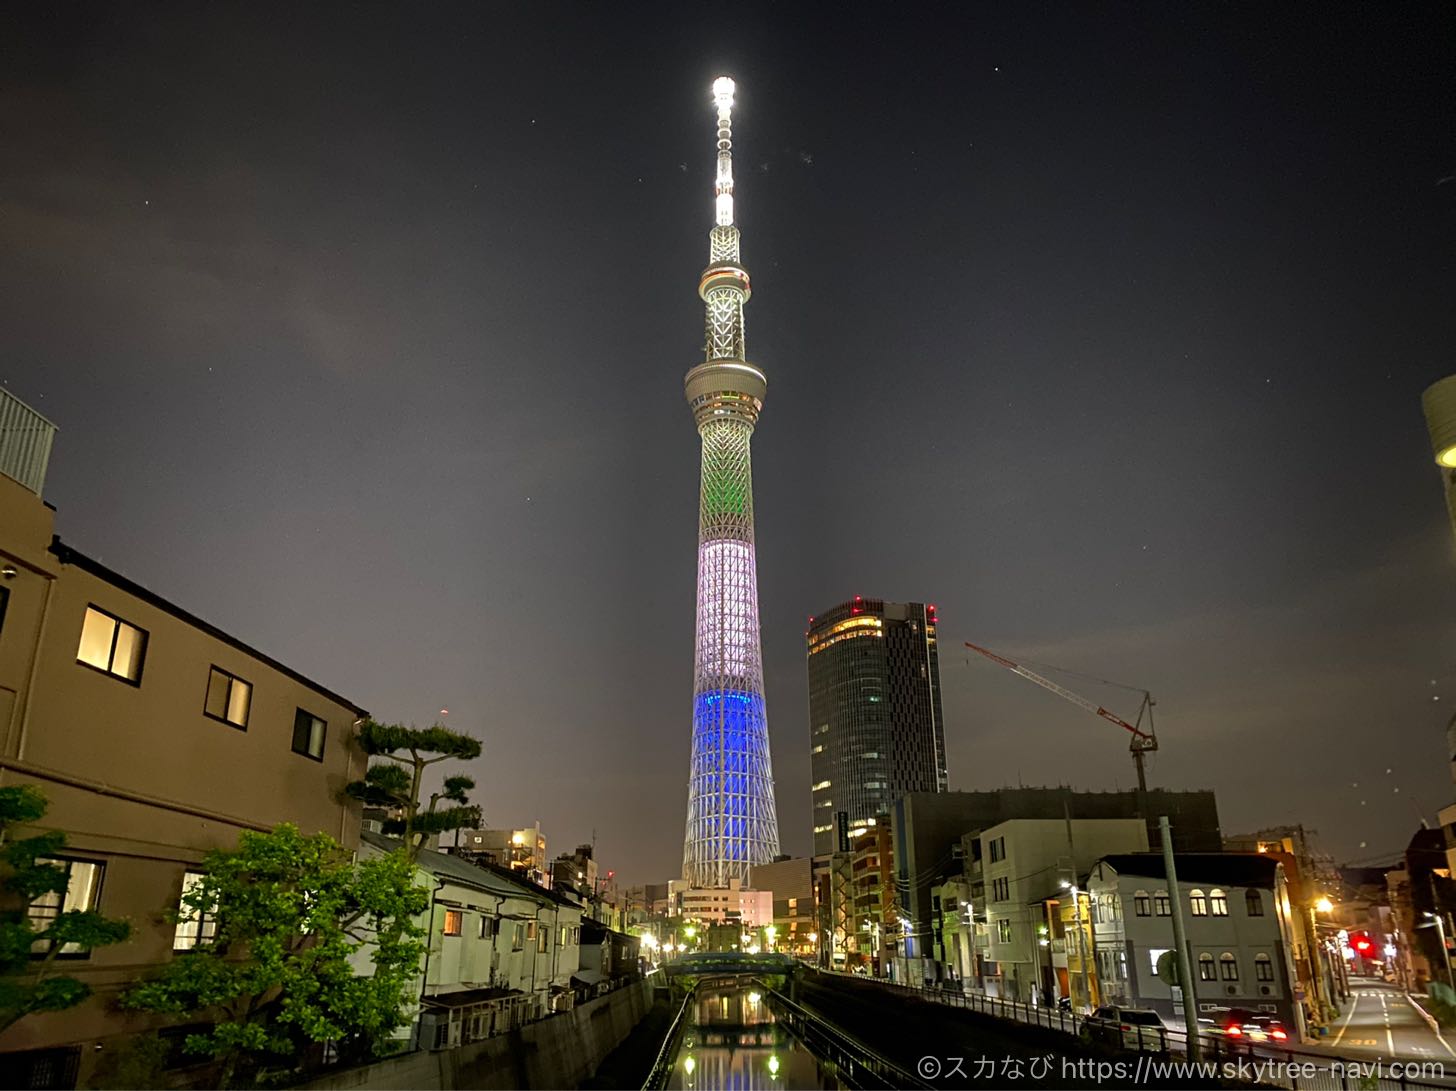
left=297, top=981, right=651, bottom=1090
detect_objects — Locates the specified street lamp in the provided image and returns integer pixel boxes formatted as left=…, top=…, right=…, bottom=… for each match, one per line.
left=1423, top=912, right=1455, bottom=989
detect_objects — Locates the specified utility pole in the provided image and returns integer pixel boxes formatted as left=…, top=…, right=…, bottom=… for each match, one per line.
left=1161, top=816, right=1200, bottom=1061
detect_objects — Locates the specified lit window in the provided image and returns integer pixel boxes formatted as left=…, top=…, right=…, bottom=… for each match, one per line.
left=76, top=605, right=147, bottom=684
left=1154, top=891, right=1171, bottom=916
left=1255, top=954, right=1274, bottom=982
left=29, top=858, right=105, bottom=958
left=291, top=710, right=327, bottom=760
left=1210, top=889, right=1228, bottom=916
left=173, top=871, right=218, bottom=951
left=1220, top=953, right=1238, bottom=981
left=812, top=780, right=831, bottom=791
left=204, top=666, right=252, bottom=729
left=811, top=745, right=825, bottom=755
left=1198, top=953, right=1216, bottom=981
left=442, top=910, right=463, bottom=936
left=538, top=928, right=549, bottom=953
left=1189, top=889, right=1208, bottom=917
left=996, top=919, right=1013, bottom=943
left=1134, top=891, right=1151, bottom=917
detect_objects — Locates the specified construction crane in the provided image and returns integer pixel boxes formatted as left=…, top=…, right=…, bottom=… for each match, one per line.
left=965, top=642, right=1159, bottom=792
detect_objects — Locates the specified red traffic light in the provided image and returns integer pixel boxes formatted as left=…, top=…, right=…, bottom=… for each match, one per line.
left=1351, top=932, right=1375, bottom=956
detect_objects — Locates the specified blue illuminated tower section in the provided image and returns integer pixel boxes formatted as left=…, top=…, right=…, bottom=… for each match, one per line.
left=682, top=77, right=780, bottom=888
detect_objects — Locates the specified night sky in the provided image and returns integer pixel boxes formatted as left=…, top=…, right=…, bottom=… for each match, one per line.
left=4, top=4, right=1454, bottom=884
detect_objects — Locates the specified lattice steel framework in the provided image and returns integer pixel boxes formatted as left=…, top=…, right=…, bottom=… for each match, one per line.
left=681, top=77, right=780, bottom=888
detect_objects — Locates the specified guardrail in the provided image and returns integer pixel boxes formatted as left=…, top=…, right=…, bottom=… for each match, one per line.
left=641, top=984, right=697, bottom=1091
left=759, top=980, right=935, bottom=1090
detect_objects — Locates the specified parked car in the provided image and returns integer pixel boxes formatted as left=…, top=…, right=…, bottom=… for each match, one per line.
left=1081, top=1006, right=1168, bottom=1051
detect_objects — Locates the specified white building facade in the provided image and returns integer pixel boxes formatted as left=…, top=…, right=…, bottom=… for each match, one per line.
left=1087, top=853, right=1303, bottom=1037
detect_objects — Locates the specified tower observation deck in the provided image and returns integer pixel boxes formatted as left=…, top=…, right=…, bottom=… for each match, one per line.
left=682, top=77, right=780, bottom=888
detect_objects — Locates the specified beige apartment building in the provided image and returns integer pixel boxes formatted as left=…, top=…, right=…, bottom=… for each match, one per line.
left=0, top=390, right=366, bottom=1086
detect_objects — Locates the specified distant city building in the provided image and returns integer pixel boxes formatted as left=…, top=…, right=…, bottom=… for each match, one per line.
left=891, top=787, right=1222, bottom=979
left=454, top=824, right=548, bottom=885
left=807, top=598, right=947, bottom=857
left=679, top=878, right=773, bottom=928
left=752, top=856, right=817, bottom=955
left=0, top=388, right=367, bottom=1086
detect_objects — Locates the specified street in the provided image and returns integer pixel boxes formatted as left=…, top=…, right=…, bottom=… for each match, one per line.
left=1324, top=978, right=1456, bottom=1063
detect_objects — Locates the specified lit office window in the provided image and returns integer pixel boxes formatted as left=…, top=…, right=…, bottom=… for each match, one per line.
left=204, top=666, right=252, bottom=728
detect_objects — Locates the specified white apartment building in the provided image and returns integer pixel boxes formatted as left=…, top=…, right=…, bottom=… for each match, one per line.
left=679, top=877, right=773, bottom=927
left=977, top=818, right=1148, bottom=1002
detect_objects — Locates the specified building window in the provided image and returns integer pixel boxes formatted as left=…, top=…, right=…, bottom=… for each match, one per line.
left=1134, top=891, right=1151, bottom=917
left=29, top=858, right=106, bottom=958
left=1245, top=890, right=1264, bottom=916
left=442, top=910, right=462, bottom=936
left=989, top=837, right=1006, bottom=863
left=1154, top=891, right=1171, bottom=917
left=996, top=919, right=1013, bottom=943
left=1255, top=954, right=1274, bottom=982
left=1189, top=889, right=1207, bottom=916
left=1198, top=953, right=1216, bottom=981
left=992, top=877, right=1010, bottom=901
left=538, top=928, right=549, bottom=953
left=479, top=916, right=493, bottom=940
left=204, top=666, right=252, bottom=729
left=291, top=710, right=327, bottom=760
left=512, top=923, right=525, bottom=950
left=173, top=871, right=218, bottom=951
left=1220, top=953, right=1238, bottom=981
left=1210, top=889, right=1228, bottom=916
left=76, top=605, right=147, bottom=684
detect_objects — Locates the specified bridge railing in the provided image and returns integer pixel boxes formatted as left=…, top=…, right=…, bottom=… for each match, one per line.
left=641, top=984, right=697, bottom=1091
left=759, top=979, right=935, bottom=1090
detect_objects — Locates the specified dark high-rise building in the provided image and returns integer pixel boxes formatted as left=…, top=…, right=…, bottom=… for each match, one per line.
left=807, top=598, right=947, bottom=857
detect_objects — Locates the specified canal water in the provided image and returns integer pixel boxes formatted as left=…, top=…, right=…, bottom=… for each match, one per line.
left=664, top=983, right=844, bottom=1090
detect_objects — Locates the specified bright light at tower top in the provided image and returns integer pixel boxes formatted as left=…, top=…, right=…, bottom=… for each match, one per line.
left=712, top=76, right=736, bottom=107
left=712, top=76, right=736, bottom=227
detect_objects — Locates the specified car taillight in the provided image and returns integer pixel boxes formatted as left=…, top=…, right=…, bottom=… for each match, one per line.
left=1120, top=1024, right=1131, bottom=1031
left=1226, top=1026, right=1242, bottom=1036
left=1272, top=1029, right=1287, bottom=1040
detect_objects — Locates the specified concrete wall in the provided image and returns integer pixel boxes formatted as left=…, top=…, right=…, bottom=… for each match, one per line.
left=298, top=981, right=651, bottom=1091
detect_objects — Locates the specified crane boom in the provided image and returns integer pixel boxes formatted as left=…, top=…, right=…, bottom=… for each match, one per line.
left=965, top=641, right=1158, bottom=790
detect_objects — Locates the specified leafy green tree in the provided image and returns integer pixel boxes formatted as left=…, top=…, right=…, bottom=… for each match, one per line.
left=345, top=720, right=482, bottom=863
left=122, top=824, right=427, bottom=1088
left=0, top=785, right=131, bottom=1033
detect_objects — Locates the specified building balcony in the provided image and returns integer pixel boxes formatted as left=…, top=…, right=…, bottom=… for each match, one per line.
left=0, top=387, right=56, bottom=496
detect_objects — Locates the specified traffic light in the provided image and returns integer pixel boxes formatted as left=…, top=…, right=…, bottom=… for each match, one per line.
left=1350, top=931, right=1375, bottom=958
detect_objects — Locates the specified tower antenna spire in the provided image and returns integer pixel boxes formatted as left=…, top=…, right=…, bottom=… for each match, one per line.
left=712, top=76, right=736, bottom=228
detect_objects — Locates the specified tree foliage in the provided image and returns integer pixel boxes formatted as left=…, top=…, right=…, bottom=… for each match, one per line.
left=121, top=824, right=428, bottom=1088
left=345, top=720, right=482, bottom=862
left=0, top=785, right=131, bottom=1034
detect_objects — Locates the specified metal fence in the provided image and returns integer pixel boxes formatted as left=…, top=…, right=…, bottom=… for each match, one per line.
left=0, top=387, right=56, bottom=496
left=813, top=969, right=1456, bottom=1090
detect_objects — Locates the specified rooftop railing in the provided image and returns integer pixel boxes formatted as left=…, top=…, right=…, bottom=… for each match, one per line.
left=0, top=387, right=56, bottom=496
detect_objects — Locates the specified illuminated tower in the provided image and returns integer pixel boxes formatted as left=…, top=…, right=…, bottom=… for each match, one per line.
left=682, top=77, right=780, bottom=887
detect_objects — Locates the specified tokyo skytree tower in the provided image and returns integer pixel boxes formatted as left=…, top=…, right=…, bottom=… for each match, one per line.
left=681, top=77, right=780, bottom=888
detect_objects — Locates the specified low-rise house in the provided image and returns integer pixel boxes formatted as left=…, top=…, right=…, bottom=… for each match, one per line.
left=360, top=832, right=581, bottom=1051
left=1087, top=853, right=1304, bottom=1037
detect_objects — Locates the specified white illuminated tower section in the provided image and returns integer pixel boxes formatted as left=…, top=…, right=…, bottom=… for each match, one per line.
left=682, top=77, right=780, bottom=888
